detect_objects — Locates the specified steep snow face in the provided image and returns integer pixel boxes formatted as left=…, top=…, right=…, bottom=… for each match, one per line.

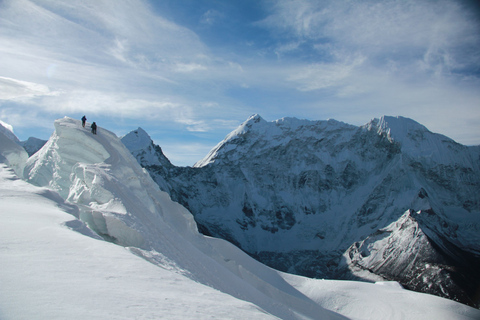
left=121, top=128, right=171, bottom=167
left=127, top=114, right=480, bottom=307
left=0, top=121, right=28, bottom=178
left=25, top=117, right=111, bottom=198
left=195, top=114, right=357, bottom=168
left=366, top=116, right=478, bottom=166
left=121, top=128, right=173, bottom=192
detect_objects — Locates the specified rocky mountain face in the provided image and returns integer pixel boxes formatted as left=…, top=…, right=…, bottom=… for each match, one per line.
left=122, top=115, right=480, bottom=307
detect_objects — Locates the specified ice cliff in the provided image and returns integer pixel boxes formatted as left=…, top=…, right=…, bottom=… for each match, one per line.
left=0, top=121, right=28, bottom=177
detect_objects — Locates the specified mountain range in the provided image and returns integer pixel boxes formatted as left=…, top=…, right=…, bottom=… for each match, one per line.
left=121, top=114, right=480, bottom=308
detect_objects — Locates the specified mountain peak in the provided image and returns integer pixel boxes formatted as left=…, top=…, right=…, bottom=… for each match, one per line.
left=363, top=115, right=471, bottom=165
left=121, top=127, right=152, bottom=152
left=247, top=113, right=264, bottom=123
left=228, top=114, right=266, bottom=137
left=121, top=127, right=172, bottom=169
left=372, top=116, right=429, bottom=142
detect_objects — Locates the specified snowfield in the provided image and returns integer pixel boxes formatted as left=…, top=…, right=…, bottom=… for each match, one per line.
left=1, top=117, right=479, bottom=319
left=0, top=165, right=278, bottom=320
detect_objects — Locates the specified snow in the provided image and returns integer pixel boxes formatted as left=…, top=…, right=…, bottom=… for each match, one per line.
left=0, top=165, right=277, bottom=320
left=367, top=116, right=477, bottom=166
left=0, top=120, right=19, bottom=143
left=120, top=127, right=164, bottom=166
left=0, top=122, right=28, bottom=178
left=195, top=114, right=356, bottom=168
left=282, top=275, right=479, bottom=320
left=1, top=117, right=480, bottom=319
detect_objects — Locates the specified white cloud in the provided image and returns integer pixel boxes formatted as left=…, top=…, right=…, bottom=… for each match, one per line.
left=260, top=0, right=480, bottom=74
left=287, top=55, right=366, bottom=92
left=0, top=77, right=57, bottom=100
left=174, top=63, right=208, bottom=73
left=0, top=0, right=225, bottom=132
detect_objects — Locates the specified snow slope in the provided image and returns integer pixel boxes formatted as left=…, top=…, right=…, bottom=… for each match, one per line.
left=0, top=165, right=277, bottom=320
left=2, top=117, right=479, bottom=319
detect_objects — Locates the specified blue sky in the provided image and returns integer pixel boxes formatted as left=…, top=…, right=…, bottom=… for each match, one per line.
left=0, top=0, right=479, bottom=166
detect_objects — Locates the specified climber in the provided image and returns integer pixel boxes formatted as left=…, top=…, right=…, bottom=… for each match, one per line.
left=91, top=121, right=97, bottom=135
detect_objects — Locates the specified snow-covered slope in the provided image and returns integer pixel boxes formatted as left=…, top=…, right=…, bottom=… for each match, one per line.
left=0, top=164, right=279, bottom=320
left=2, top=117, right=480, bottom=319
left=127, top=114, right=480, bottom=307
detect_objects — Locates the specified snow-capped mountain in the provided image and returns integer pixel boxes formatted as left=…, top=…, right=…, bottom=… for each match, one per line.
left=124, top=114, right=480, bottom=307
left=339, top=209, right=480, bottom=306
left=2, top=117, right=480, bottom=318
left=19, top=136, right=47, bottom=156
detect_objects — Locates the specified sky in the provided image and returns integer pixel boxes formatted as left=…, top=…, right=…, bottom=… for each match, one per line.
left=0, top=0, right=479, bottom=166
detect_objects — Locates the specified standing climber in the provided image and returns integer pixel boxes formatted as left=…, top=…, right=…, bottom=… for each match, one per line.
left=91, top=122, right=97, bottom=135
left=81, top=115, right=87, bottom=128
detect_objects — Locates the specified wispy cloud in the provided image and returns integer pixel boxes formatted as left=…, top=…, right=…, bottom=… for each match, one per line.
left=287, top=55, right=366, bottom=92
left=260, top=0, right=480, bottom=76
left=253, top=0, right=480, bottom=143
left=0, top=0, right=479, bottom=165
left=0, top=77, right=57, bottom=100
left=0, top=0, right=226, bottom=132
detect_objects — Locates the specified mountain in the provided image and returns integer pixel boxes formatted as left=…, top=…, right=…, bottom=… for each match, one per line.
left=2, top=117, right=480, bottom=319
left=123, top=114, right=480, bottom=308
left=19, top=136, right=47, bottom=156
left=339, top=209, right=480, bottom=306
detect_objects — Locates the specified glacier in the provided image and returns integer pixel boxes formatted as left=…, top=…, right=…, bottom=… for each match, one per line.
left=1, top=117, right=479, bottom=318
left=123, top=114, right=480, bottom=308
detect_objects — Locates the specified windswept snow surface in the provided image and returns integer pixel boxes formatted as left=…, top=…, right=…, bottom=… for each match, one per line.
left=0, top=165, right=277, bottom=320
left=1, top=117, right=479, bottom=319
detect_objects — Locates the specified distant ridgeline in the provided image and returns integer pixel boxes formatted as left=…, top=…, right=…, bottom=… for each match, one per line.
left=123, top=115, right=480, bottom=308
